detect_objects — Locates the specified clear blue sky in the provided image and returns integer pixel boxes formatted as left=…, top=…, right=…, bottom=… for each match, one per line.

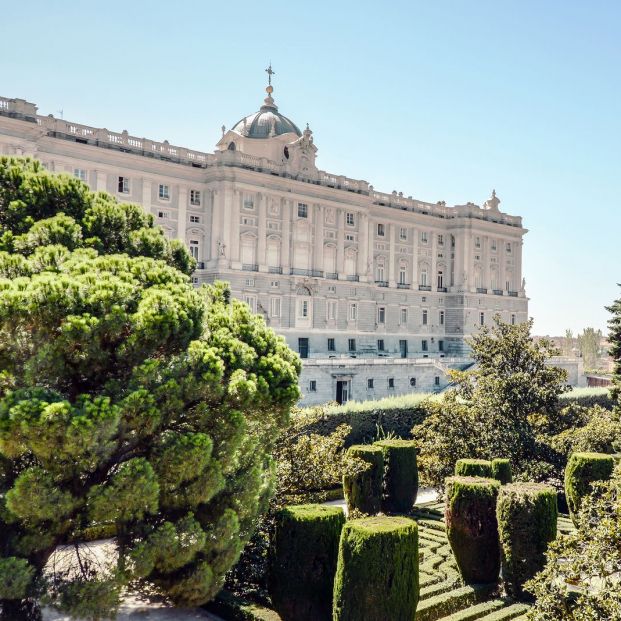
left=2, top=1, right=619, bottom=336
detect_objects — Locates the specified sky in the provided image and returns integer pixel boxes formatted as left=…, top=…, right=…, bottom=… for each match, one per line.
left=1, top=1, right=619, bottom=336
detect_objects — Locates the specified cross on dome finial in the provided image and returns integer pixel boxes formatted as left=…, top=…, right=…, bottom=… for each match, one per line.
left=265, top=62, right=275, bottom=86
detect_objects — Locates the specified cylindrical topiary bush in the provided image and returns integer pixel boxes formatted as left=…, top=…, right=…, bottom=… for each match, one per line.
left=333, top=516, right=419, bottom=621
left=496, top=483, right=558, bottom=600
left=343, top=445, right=383, bottom=515
left=491, top=458, right=513, bottom=485
left=455, top=458, right=493, bottom=478
left=374, top=439, right=418, bottom=514
left=564, top=452, right=615, bottom=526
left=268, top=504, right=346, bottom=621
left=445, top=476, right=501, bottom=584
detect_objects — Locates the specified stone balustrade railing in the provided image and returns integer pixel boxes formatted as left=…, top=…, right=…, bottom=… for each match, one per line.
left=0, top=95, right=521, bottom=226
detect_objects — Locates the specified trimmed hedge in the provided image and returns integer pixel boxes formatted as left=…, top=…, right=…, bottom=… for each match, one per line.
left=455, top=459, right=493, bottom=478
left=496, top=483, right=558, bottom=600
left=268, top=504, right=345, bottom=621
left=445, top=476, right=501, bottom=584
left=333, top=516, right=419, bottom=621
left=343, top=445, right=383, bottom=515
left=491, top=459, right=512, bottom=485
left=564, top=452, right=615, bottom=525
left=374, top=439, right=418, bottom=514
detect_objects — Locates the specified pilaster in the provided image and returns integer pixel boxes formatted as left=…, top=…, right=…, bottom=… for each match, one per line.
left=336, top=209, right=345, bottom=279
left=313, top=204, right=324, bottom=273
left=358, top=213, right=368, bottom=282
left=177, top=185, right=187, bottom=242
left=257, top=192, right=267, bottom=271
left=388, top=224, right=396, bottom=287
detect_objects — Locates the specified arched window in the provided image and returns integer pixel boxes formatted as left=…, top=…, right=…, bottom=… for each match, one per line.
left=375, top=257, right=386, bottom=283
left=437, top=267, right=444, bottom=289
left=419, top=262, right=429, bottom=286
left=228, top=142, right=236, bottom=151
left=399, top=260, right=408, bottom=285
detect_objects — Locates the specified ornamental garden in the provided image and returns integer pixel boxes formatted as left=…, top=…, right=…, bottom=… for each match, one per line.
left=0, top=157, right=620, bottom=620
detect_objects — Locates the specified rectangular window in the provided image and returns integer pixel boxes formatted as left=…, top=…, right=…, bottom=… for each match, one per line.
left=475, top=236, right=481, bottom=248
left=480, top=312, right=485, bottom=325
left=377, top=339, right=385, bottom=351
left=243, top=195, right=255, bottom=210
left=400, top=340, right=408, bottom=358
left=346, top=212, right=355, bottom=226
left=345, top=234, right=355, bottom=241
left=349, top=303, right=357, bottom=321
left=377, top=306, right=386, bottom=324
left=245, top=278, right=255, bottom=287
left=491, top=240, right=497, bottom=252
left=422, top=310, right=428, bottom=325
left=439, top=310, right=445, bottom=325
left=271, top=280, right=279, bottom=288
left=506, top=242, right=512, bottom=253
left=74, top=168, right=87, bottom=181
left=190, top=189, right=201, bottom=206
left=159, top=184, right=170, bottom=200
left=377, top=223, right=385, bottom=236
left=438, top=234, right=444, bottom=246
left=388, top=378, right=395, bottom=389
left=191, top=276, right=199, bottom=285
left=367, top=378, right=374, bottom=390
left=435, top=376, right=440, bottom=386
left=348, top=338, right=356, bottom=352
left=400, top=308, right=408, bottom=324
left=399, top=227, right=407, bottom=241
left=298, top=300, right=309, bottom=318
left=422, top=339, right=428, bottom=352
left=298, top=338, right=309, bottom=359
left=421, top=231, right=428, bottom=243
left=297, top=203, right=308, bottom=218
left=118, top=176, right=130, bottom=193
left=189, top=215, right=200, bottom=223
left=189, top=240, right=199, bottom=260
left=244, top=295, right=257, bottom=313
left=511, top=314, right=516, bottom=325
left=309, top=380, right=317, bottom=392
left=327, top=338, right=336, bottom=352
left=439, top=340, right=444, bottom=352
left=410, top=377, right=416, bottom=387
left=327, top=300, right=337, bottom=320
left=270, top=297, right=281, bottom=318
left=158, top=211, right=170, bottom=219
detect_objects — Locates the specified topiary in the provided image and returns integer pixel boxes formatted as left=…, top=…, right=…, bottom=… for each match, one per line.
left=374, top=439, right=418, bottom=514
left=333, top=516, right=419, bottom=621
left=444, top=476, right=501, bottom=584
left=455, top=459, right=493, bottom=478
left=564, top=452, right=614, bottom=526
left=496, top=483, right=558, bottom=600
left=491, top=458, right=512, bottom=485
left=268, top=504, right=345, bottom=621
left=343, top=445, right=383, bottom=515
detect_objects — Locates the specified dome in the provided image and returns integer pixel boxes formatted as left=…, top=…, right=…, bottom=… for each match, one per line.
left=231, top=87, right=301, bottom=139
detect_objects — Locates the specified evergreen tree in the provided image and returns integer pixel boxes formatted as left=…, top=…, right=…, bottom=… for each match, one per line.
left=0, top=157, right=300, bottom=618
left=607, top=288, right=621, bottom=408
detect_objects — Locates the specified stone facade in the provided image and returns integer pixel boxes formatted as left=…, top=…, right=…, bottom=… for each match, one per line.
left=0, top=82, right=529, bottom=406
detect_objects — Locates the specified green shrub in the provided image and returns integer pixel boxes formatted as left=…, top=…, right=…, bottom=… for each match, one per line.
left=558, top=387, right=613, bottom=410
left=268, top=504, right=345, bottom=621
left=444, top=476, right=501, bottom=584
left=455, top=459, right=493, bottom=478
left=491, top=459, right=512, bottom=485
left=496, top=483, right=558, bottom=600
left=343, top=445, right=383, bottom=515
left=374, top=439, right=418, bottom=513
left=564, top=452, right=614, bottom=525
left=333, top=516, right=419, bottom=621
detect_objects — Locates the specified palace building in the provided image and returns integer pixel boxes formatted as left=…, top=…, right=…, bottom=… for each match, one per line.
left=0, top=72, right=530, bottom=405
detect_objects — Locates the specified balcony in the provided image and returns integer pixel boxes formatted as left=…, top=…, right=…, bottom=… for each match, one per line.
left=268, top=266, right=282, bottom=274
left=375, top=280, right=389, bottom=288
left=437, top=287, right=447, bottom=292
left=493, top=289, right=503, bottom=296
left=508, top=291, right=518, bottom=297
left=326, top=272, right=338, bottom=280
left=418, top=285, right=432, bottom=291
left=346, top=275, right=360, bottom=282
left=242, top=264, right=258, bottom=272
left=292, top=268, right=312, bottom=276
left=397, top=283, right=411, bottom=289
left=476, top=287, right=488, bottom=294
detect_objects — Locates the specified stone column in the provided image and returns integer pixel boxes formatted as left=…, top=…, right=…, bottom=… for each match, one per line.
left=230, top=190, right=241, bottom=266
left=499, top=239, right=507, bottom=292
left=411, top=227, right=418, bottom=286
left=516, top=240, right=523, bottom=294
left=454, top=231, right=464, bottom=291
left=388, top=224, right=396, bottom=287
left=96, top=171, right=107, bottom=193
left=462, top=231, right=471, bottom=292
left=221, top=185, right=233, bottom=267
left=282, top=198, right=291, bottom=274
left=368, top=217, right=375, bottom=281
left=358, top=213, right=368, bottom=282
left=210, top=189, right=221, bottom=262
left=483, top=237, right=490, bottom=290
left=336, top=210, right=345, bottom=279
left=177, top=186, right=187, bottom=242
left=430, top=231, right=438, bottom=291
left=314, top=204, right=324, bottom=274
left=257, top=193, right=267, bottom=271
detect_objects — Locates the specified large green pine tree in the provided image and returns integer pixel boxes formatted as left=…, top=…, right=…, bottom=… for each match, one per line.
left=0, top=157, right=300, bottom=619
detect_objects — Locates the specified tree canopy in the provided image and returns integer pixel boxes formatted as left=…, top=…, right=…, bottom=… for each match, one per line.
left=0, top=157, right=300, bottom=618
